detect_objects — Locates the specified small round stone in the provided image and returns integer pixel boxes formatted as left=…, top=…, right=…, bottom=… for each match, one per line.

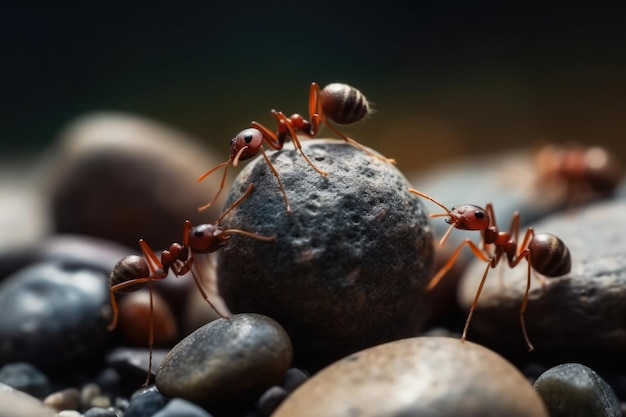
left=117, top=289, right=178, bottom=347
left=125, top=387, right=166, bottom=417
left=0, top=261, right=111, bottom=367
left=272, top=336, right=548, bottom=417
left=218, top=139, right=433, bottom=370
left=457, top=198, right=626, bottom=355
left=533, top=363, right=621, bottom=417
left=256, top=385, right=289, bottom=417
left=43, top=388, right=81, bottom=411
left=156, top=313, right=293, bottom=408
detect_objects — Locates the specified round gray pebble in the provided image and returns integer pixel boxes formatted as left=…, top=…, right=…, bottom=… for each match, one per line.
left=533, top=363, right=621, bottom=417
left=0, top=261, right=111, bottom=367
left=457, top=198, right=626, bottom=355
left=125, top=387, right=166, bottom=417
left=272, top=336, right=548, bottom=417
left=218, top=139, right=433, bottom=370
left=156, top=313, right=293, bottom=408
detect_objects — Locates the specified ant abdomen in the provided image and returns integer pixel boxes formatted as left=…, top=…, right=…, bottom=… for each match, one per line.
left=529, top=233, right=571, bottom=277
left=320, top=83, right=372, bottom=125
left=110, top=255, right=150, bottom=292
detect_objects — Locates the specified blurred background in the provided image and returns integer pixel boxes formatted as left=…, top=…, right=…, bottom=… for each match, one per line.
left=3, top=3, right=626, bottom=173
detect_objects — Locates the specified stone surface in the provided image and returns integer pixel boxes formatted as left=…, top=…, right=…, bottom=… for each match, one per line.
left=156, top=313, right=293, bottom=408
left=0, top=261, right=111, bottom=368
left=0, top=382, right=57, bottom=417
left=152, top=398, right=215, bottom=417
left=218, top=139, right=433, bottom=370
left=533, top=363, right=621, bottom=417
left=272, top=336, right=549, bottom=417
left=457, top=198, right=626, bottom=357
left=42, top=111, right=224, bottom=250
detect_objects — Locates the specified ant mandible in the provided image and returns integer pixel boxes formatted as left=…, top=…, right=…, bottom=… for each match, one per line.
left=197, top=82, right=397, bottom=214
left=107, top=183, right=275, bottom=386
left=409, top=188, right=571, bottom=351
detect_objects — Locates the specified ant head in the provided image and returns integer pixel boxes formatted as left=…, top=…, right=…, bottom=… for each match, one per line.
left=188, top=224, right=226, bottom=254
left=446, top=204, right=491, bottom=231
left=229, top=128, right=264, bottom=163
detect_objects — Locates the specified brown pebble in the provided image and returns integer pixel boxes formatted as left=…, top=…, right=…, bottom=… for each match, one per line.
left=43, top=388, right=81, bottom=411
left=117, top=289, right=178, bottom=346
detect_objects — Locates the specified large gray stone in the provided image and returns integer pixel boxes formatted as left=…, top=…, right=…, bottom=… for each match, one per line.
left=217, top=139, right=433, bottom=370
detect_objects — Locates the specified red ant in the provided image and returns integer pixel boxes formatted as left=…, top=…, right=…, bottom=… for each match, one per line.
left=197, top=82, right=396, bottom=214
left=409, top=188, right=571, bottom=351
left=535, top=143, right=624, bottom=205
left=107, top=183, right=275, bottom=385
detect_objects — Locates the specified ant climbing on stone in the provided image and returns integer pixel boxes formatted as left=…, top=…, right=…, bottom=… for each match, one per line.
left=107, top=183, right=275, bottom=385
left=409, top=188, right=571, bottom=351
left=197, top=82, right=396, bottom=214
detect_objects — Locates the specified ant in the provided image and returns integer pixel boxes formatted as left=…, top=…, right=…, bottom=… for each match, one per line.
left=107, top=183, right=275, bottom=386
left=535, top=143, right=624, bottom=206
left=409, top=188, right=571, bottom=351
left=197, top=82, right=396, bottom=214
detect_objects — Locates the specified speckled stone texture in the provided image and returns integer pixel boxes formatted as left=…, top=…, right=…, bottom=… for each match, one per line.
left=217, top=139, right=433, bottom=370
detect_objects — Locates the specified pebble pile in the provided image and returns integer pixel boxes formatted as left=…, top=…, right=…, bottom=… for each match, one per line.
left=0, top=111, right=625, bottom=416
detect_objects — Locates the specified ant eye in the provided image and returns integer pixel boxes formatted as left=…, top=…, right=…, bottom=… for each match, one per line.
left=194, top=229, right=204, bottom=237
left=474, top=211, right=484, bottom=219
left=244, top=133, right=253, bottom=143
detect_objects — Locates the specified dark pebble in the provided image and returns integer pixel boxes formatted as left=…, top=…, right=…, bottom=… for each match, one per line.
left=282, top=368, right=309, bottom=393
left=125, top=386, right=166, bottom=417
left=0, top=261, right=111, bottom=368
left=533, top=363, right=621, bottom=417
left=156, top=313, right=293, bottom=408
left=256, top=385, right=289, bottom=417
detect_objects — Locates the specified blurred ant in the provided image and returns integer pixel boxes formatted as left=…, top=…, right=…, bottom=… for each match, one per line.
left=107, top=183, right=275, bottom=385
left=409, top=188, right=571, bottom=351
left=535, top=143, right=624, bottom=206
left=197, top=82, right=396, bottom=214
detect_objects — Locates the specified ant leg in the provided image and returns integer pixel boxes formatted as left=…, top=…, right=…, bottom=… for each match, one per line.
left=260, top=148, right=291, bottom=213
left=461, top=258, right=496, bottom=343
left=106, top=277, right=152, bottom=331
left=518, top=253, right=535, bottom=351
left=272, top=111, right=328, bottom=177
left=188, top=264, right=230, bottom=319
left=426, top=239, right=491, bottom=291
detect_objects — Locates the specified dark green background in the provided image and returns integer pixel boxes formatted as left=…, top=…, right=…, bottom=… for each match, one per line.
left=3, top=3, right=626, bottom=172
